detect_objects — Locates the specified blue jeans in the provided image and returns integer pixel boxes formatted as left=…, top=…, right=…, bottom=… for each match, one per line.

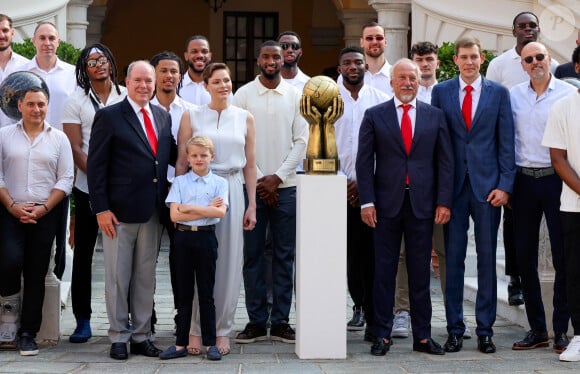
left=243, top=186, right=296, bottom=327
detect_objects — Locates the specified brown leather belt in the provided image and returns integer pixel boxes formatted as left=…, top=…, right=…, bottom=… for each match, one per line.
left=175, top=223, right=215, bottom=231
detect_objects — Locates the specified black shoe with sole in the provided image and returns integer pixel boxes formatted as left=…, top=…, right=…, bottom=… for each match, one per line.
left=512, top=330, right=549, bottom=350
left=413, top=337, right=445, bottom=355
left=270, top=323, right=296, bottom=343
left=109, top=342, right=128, bottom=360
left=478, top=336, right=496, bottom=353
left=508, top=277, right=524, bottom=306
left=370, top=337, right=392, bottom=356
left=130, top=339, right=162, bottom=357
left=347, top=306, right=365, bottom=331
left=234, top=322, right=268, bottom=343
left=444, top=333, right=463, bottom=353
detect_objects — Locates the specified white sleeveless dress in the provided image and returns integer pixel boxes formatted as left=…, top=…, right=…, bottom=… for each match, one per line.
left=187, top=104, right=249, bottom=337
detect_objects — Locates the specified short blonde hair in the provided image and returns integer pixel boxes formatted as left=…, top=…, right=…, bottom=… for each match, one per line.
left=186, top=135, right=215, bottom=155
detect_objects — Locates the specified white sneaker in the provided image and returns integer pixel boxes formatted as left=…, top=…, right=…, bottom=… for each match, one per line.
left=560, top=336, right=580, bottom=362
left=463, top=318, right=472, bottom=339
left=391, top=311, right=409, bottom=338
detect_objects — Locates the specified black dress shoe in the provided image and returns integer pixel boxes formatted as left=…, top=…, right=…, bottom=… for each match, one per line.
left=512, top=330, right=549, bottom=350
left=508, top=277, right=524, bottom=306
left=130, top=339, right=162, bottom=357
left=444, top=334, right=463, bottom=352
left=478, top=335, right=496, bottom=353
left=413, top=338, right=445, bottom=355
left=110, top=342, right=128, bottom=360
left=370, top=337, right=392, bottom=356
left=554, top=332, right=570, bottom=353
left=347, top=306, right=365, bottom=331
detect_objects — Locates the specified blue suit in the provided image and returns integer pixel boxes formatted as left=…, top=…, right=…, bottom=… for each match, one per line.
left=356, top=99, right=453, bottom=341
left=431, top=76, right=515, bottom=337
left=87, top=98, right=176, bottom=343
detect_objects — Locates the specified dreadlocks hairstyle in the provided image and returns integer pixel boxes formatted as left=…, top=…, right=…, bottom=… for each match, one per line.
left=75, top=43, right=121, bottom=96
left=150, top=51, right=185, bottom=94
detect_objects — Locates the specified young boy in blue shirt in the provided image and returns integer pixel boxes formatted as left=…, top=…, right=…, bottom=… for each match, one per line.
left=160, top=136, right=228, bottom=361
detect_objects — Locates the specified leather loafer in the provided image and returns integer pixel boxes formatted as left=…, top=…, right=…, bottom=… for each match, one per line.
left=110, top=342, right=128, bottom=360
left=554, top=332, right=569, bottom=353
left=478, top=335, right=496, bottom=353
left=370, top=337, right=392, bottom=356
left=444, top=333, right=463, bottom=353
left=512, top=330, right=549, bottom=350
left=413, top=337, right=445, bottom=355
left=130, top=339, right=162, bottom=357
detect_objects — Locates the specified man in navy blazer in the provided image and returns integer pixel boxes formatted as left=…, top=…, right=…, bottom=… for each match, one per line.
left=431, top=36, right=516, bottom=354
left=87, top=60, right=175, bottom=360
left=356, top=59, right=454, bottom=356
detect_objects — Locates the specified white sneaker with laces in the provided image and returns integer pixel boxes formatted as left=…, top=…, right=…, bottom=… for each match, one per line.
left=391, top=311, right=409, bottom=338
left=560, top=336, right=580, bottom=362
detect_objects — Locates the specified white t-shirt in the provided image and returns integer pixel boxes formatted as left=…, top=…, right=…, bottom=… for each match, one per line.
left=541, top=91, right=580, bottom=212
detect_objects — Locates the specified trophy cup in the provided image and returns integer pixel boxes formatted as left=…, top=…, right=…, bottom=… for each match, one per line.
left=300, top=75, right=344, bottom=174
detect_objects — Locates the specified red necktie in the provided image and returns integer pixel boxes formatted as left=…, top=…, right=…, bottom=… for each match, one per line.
left=462, top=85, right=473, bottom=130
left=141, top=108, right=158, bottom=156
left=401, top=104, right=412, bottom=184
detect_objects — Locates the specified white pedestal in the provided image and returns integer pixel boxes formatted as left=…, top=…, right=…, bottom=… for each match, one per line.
left=295, top=175, right=347, bottom=359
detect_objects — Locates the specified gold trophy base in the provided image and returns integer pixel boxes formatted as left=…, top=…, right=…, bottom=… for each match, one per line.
left=303, top=158, right=339, bottom=175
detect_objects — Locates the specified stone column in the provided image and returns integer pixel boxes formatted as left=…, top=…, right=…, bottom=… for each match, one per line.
left=369, top=0, right=411, bottom=62
left=66, top=0, right=94, bottom=48
left=86, top=5, right=106, bottom=46
left=337, top=9, right=378, bottom=47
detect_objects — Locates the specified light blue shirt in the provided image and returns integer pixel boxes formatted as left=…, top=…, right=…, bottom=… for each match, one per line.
left=165, top=169, right=228, bottom=226
left=510, top=75, right=576, bottom=167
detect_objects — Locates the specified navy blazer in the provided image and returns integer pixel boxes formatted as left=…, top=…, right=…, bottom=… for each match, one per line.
left=87, top=98, right=175, bottom=224
left=431, top=77, right=515, bottom=202
left=356, top=99, right=454, bottom=219
left=554, top=61, right=580, bottom=79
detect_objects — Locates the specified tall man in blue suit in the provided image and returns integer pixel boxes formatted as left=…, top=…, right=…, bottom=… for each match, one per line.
left=431, top=36, right=516, bottom=354
left=87, top=60, right=175, bottom=360
left=356, top=59, right=454, bottom=356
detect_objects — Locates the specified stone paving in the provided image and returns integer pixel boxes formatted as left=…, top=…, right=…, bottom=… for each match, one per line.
left=1, top=240, right=578, bottom=373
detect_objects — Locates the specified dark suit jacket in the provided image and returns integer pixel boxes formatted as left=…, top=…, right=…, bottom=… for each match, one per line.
left=554, top=61, right=580, bottom=79
left=356, top=99, right=454, bottom=219
left=87, top=98, right=175, bottom=224
left=431, top=77, right=515, bottom=202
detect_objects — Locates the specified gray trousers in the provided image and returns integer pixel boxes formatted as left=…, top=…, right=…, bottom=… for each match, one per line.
left=102, top=213, right=162, bottom=343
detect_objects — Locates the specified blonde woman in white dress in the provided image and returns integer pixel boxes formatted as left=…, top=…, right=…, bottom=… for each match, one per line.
left=176, top=63, right=257, bottom=355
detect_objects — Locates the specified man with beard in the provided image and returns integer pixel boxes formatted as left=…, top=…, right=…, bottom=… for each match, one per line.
left=150, top=51, right=196, bottom=333
left=486, top=11, right=557, bottom=310
left=179, top=35, right=212, bottom=105
left=509, top=42, right=575, bottom=353
left=358, top=22, right=393, bottom=97
left=356, top=58, right=453, bottom=356
left=0, top=14, right=29, bottom=127
left=277, top=31, right=310, bottom=90
left=233, top=41, right=308, bottom=344
left=333, top=46, right=390, bottom=340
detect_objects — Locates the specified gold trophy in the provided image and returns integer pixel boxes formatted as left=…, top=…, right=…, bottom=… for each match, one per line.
left=300, top=76, right=344, bottom=174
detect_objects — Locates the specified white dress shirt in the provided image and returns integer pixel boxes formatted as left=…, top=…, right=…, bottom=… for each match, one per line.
left=179, top=73, right=211, bottom=105
left=0, top=121, right=74, bottom=203
left=334, top=82, right=390, bottom=180
left=510, top=75, right=576, bottom=168
left=151, top=95, right=197, bottom=181
left=458, top=75, right=483, bottom=121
